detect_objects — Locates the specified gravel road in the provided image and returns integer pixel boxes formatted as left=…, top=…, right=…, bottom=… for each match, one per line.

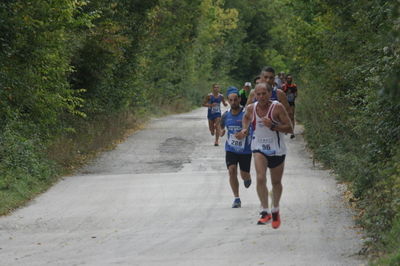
left=0, top=107, right=366, bottom=266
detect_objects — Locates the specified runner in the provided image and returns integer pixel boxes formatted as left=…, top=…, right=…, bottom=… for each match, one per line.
left=274, top=72, right=283, bottom=89
left=246, top=77, right=261, bottom=106
left=238, top=82, right=252, bottom=107
left=275, top=71, right=286, bottom=89
left=246, top=67, right=291, bottom=117
left=282, top=74, right=297, bottom=139
left=220, top=87, right=252, bottom=208
left=202, top=84, right=228, bottom=146
left=260, top=67, right=291, bottom=117
left=240, top=82, right=293, bottom=229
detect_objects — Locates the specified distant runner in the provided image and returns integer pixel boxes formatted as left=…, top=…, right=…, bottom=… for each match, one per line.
left=275, top=71, right=286, bottom=89
left=203, top=84, right=228, bottom=146
left=246, top=67, right=291, bottom=119
left=238, top=82, right=252, bottom=107
left=220, top=87, right=252, bottom=208
left=246, top=77, right=261, bottom=106
left=282, top=74, right=297, bottom=139
left=260, top=67, right=291, bottom=116
left=241, top=82, right=293, bottom=229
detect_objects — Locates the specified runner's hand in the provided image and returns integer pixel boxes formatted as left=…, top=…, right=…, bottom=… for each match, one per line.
left=261, top=117, right=273, bottom=128
left=220, top=129, right=226, bottom=137
left=235, top=129, right=247, bottom=140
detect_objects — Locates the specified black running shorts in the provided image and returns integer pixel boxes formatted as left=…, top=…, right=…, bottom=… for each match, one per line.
left=252, top=151, right=286, bottom=168
left=225, top=151, right=252, bottom=173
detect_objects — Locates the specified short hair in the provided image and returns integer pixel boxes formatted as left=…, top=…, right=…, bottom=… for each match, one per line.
left=253, top=76, right=261, bottom=84
left=261, top=66, right=275, bottom=75
left=255, top=82, right=272, bottom=93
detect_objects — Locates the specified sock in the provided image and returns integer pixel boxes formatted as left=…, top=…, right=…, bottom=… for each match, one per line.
left=262, top=208, right=271, bottom=214
left=272, top=207, right=279, bottom=213
left=235, top=197, right=240, bottom=200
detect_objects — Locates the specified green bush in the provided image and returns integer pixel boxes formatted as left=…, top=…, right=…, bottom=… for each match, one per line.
left=0, top=121, right=57, bottom=213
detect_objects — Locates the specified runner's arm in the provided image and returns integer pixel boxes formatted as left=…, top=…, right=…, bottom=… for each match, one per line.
left=202, top=95, right=211, bottom=107
left=272, top=104, right=293, bottom=134
left=220, top=111, right=227, bottom=137
left=220, top=111, right=227, bottom=129
left=277, top=89, right=292, bottom=117
left=221, top=96, right=228, bottom=107
left=239, top=104, right=254, bottom=137
left=246, top=89, right=255, bottom=106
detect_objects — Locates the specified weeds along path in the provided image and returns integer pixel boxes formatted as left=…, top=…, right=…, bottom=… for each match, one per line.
left=0, top=107, right=366, bottom=266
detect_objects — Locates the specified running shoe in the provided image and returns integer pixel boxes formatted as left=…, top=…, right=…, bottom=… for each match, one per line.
left=232, top=198, right=241, bottom=208
left=271, top=211, right=281, bottom=229
left=214, top=143, right=219, bottom=146
left=244, top=179, right=252, bottom=188
left=257, top=211, right=272, bottom=224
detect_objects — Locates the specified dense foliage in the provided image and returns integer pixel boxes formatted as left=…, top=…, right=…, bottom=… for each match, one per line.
left=265, top=0, right=400, bottom=263
left=0, top=0, right=273, bottom=211
left=0, top=0, right=398, bottom=263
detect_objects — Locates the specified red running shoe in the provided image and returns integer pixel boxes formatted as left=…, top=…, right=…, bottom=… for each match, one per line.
left=271, top=211, right=281, bottom=229
left=257, top=211, right=272, bottom=225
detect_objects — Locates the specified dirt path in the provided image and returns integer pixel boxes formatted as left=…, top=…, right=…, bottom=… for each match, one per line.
left=0, top=107, right=365, bottom=265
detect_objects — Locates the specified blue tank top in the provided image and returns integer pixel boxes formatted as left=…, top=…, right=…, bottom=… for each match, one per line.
left=222, top=109, right=252, bottom=154
left=270, top=86, right=278, bottom=101
left=208, top=94, right=222, bottom=116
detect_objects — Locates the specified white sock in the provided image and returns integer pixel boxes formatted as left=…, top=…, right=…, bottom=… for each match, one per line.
left=272, top=207, right=279, bottom=213
left=262, top=208, right=270, bottom=214
left=235, top=197, right=240, bottom=200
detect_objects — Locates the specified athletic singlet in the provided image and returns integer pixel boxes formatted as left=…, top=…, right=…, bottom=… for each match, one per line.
left=251, top=101, right=287, bottom=156
left=270, top=86, right=278, bottom=101
left=208, top=93, right=222, bottom=115
left=222, top=108, right=252, bottom=154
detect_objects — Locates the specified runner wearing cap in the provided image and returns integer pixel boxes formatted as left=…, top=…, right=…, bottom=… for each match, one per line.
left=239, top=82, right=252, bottom=107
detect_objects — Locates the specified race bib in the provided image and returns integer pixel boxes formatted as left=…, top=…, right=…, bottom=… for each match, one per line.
left=258, top=137, right=276, bottom=155
left=287, top=93, right=295, bottom=102
left=211, top=105, right=221, bottom=114
left=228, top=134, right=245, bottom=151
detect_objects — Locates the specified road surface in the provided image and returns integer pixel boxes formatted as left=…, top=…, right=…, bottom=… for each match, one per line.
left=0, top=107, right=365, bottom=265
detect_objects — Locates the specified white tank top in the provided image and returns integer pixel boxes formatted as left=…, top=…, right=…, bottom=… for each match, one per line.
left=251, top=101, right=287, bottom=156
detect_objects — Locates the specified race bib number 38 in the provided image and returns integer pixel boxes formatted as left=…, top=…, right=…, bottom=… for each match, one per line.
left=211, top=105, right=220, bottom=114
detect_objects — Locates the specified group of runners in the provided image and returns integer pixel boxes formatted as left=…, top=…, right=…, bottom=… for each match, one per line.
left=202, top=66, right=298, bottom=229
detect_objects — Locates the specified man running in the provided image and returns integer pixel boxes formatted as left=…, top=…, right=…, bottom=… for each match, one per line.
left=275, top=71, right=286, bottom=89
left=202, top=84, right=228, bottom=146
left=260, top=67, right=291, bottom=116
left=220, top=87, right=252, bottom=208
left=240, top=82, right=293, bottom=229
left=282, top=74, right=297, bottom=139
left=238, top=82, right=252, bottom=107
left=246, top=67, right=291, bottom=119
